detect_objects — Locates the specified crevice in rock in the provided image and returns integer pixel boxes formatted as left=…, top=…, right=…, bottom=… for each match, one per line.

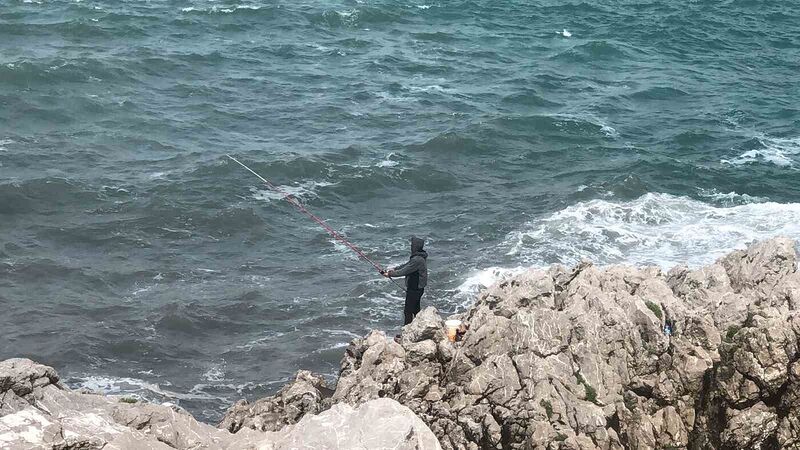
left=627, top=383, right=653, bottom=400
left=155, top=436, right=179, bottom=449
left=761, top=434, right=780, bottom=450
left=606, top=410, right=621, bottom=436
left=688, top=365, right=724, bottom=450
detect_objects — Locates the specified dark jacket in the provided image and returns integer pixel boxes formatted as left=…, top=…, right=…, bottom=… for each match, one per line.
left=390, top=237, right=428, bottom=290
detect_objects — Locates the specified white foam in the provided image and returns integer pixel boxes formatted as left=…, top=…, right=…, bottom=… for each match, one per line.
left=376, top=153, right=400, bottom=168
left=131, top=284, right=154, bottom=296
left=453, top=266, right=528, bottom=307
left=722, top=135, right=800, bottom=167
left=696, top=188, right=766, bottom=206
left=72, top=375, right=216, bottom=401
left=409, top=84, right=452, bottom=93
left=181, top=5, right=261, bottom=13
left=203, top=365, right=225, bottom=382
left=504, top=192, right=800, bottom=269
left=312, top=342, right=350, bottom=354
left=321, top=329, right=362, bottom=339
left=559, top=29, right=572, bottom=37
left=235, top=331, right=287, bottom=351
left=251, top=180, right=335, bottom=203
left=600, top=124, right=618, bottom=138
left=547, top=113, right=617, bottom=138
left=0, top=139, right=12, bottom=152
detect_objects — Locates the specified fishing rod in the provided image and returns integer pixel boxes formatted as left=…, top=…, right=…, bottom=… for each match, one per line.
left=226, top=154, right=406, bottom=292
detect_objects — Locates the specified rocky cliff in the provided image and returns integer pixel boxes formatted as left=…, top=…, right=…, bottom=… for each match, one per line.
left=3, top=238, right=799, bottom=449
left=222, top=237, right=800, bottom=450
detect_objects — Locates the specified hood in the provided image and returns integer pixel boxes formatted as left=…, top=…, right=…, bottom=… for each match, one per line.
left=411, top=236, right=427, bottom=258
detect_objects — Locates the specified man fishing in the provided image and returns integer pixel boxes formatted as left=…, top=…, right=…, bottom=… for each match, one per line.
left=227, top=156, right=430, bottom=326
left=381, top=236, right=428, bottom=325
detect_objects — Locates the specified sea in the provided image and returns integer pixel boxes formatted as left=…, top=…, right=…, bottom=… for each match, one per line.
left=1, top=0, right=798, bottom=422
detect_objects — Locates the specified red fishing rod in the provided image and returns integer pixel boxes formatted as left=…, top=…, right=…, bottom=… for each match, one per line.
left=227, top=154, right=406, bottom=292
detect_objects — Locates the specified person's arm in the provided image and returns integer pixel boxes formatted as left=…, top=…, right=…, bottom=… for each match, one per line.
left=388, top=256, right=422, bottom=277
left=382, top=261, right=406, bottom=277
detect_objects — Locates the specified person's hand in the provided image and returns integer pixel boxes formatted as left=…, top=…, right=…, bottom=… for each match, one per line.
left=380, top=270, right=389, bottom=278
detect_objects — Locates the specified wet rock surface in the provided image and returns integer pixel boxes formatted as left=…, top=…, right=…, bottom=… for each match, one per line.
left=238, top=237, right=798, bottom=450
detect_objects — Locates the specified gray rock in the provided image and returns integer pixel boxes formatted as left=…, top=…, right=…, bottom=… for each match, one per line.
left=401, top=306, right=446, bottom=344
left=218, top=369, right=330, bottom=433
left=321, top=238, right=800, bottom=449
left=0, top=359, right=441, bottom=449
left=265, top=398, right=442, bottom=450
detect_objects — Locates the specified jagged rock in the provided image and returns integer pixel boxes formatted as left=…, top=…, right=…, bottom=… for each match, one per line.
left=0, top=359, right=441, bottom=449
left=401, top=306, right=446, bottom=344
left=316, top=238, right=800, bottom=449
left=218, top=369, right=330, bottom=433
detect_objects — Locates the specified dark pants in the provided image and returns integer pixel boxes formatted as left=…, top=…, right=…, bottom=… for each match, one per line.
left=404, top=288, right=424, bottom=325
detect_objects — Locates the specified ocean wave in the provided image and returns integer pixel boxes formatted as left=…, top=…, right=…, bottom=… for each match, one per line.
left=408, top=131, right=482, bottom=153
left=309, top=6, right=408, bottom=28
left=153, top=300, right=268, bottom=336
left=376, top=153, right=400, bottom=168
left=569, top=173, right=650, bottom=202
left=0, top=177, right=98, bottom=215
left=0, top=57, right=136, bottom=86
left=722, top=135, right=800, bottom=167
left=500, top=89, right=562, bottom=107
left=411, top=31, right=459, bottom=43
left=551, top=40, right=630, bottom=63
left=494, top=114, right=618, bottom=141
left=251, top=180, right=336, bottom=203
left=180, top=5, right=264, bottom=14
left=0, top=138, right=13, bottom=151
left=696, top=188, right=767, bottom=206
left=628, top=86, right=690, bottom=101
left=504, top=192, right=800, bottom=268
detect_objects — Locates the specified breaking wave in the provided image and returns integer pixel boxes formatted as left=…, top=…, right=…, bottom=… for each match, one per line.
left=504, top=193, right=800, bottom=268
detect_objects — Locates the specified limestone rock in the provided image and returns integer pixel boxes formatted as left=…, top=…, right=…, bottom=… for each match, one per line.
left=0, top=358, right=440, bottom=450
left=218, top=369, right=330, bottom=433
left=267, top=398, right=442, bottom=450
left=401, top=306, right=446, bottom=344
left=319, top=238, right=800, bottom=449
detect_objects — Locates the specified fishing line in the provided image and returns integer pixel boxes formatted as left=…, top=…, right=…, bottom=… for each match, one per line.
left=227, top=154, right=406, bottom=292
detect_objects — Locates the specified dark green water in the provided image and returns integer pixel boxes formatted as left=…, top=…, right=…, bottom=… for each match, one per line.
left=1, top=0, right=799, bottom=421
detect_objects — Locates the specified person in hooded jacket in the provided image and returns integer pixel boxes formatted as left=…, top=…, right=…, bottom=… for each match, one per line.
left=382, top=236, right=428, bottom=325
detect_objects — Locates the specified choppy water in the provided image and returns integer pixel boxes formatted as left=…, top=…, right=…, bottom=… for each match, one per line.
left=1, top=0, right=799, bottom=422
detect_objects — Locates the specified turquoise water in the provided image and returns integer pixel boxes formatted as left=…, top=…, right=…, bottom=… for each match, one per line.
left=1, top=0, right=799, bottom=421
